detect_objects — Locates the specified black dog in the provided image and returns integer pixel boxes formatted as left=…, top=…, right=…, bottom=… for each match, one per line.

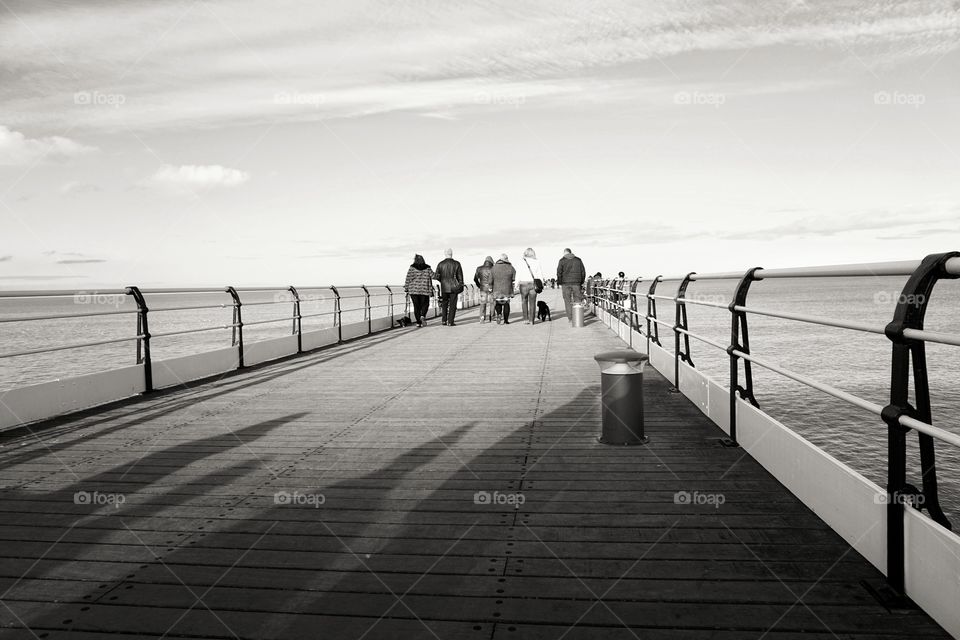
left=397, top=316, right=413, bottom=327
left=537, top=300, right=551, bottom=322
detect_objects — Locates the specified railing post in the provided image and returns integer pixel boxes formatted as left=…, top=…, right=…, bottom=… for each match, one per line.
left=126, top=286, right=153, bottom=393
left=726, top=267, right=762, bottom=447
left=289, top=285, right=302, bottom=353
left=880, top=251, right=959, bottom=598
left=361, top=285, right=371, bottom=335
left=385, top=285, right=394, bottom=328
left=673, top=272, right=696, bottom=391
left=629, top=278, right=642, bottom=342
left=226, top=286, right=244, bottom=368
left=330, top=286, right=342, bottom=343
left=646, top=276, right=662, bottom=354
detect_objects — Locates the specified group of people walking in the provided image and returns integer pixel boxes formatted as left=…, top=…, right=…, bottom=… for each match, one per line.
left=403, top=248, right=587, bottom=327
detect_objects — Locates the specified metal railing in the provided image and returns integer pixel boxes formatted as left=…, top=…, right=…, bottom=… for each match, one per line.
left=0, top=283, right=482, bottom=394
left=589, top=252, right=960, bottom=598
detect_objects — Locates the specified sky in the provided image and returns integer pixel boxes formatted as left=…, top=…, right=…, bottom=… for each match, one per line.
left=1, top=0, right=959, bottom=288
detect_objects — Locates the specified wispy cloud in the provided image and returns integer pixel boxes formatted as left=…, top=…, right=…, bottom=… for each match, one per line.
left=147, top=164, right=250, bottom=194
left=0, top=255, right=12, bottom=262
left=0, top=275, right=84, bottom=281
left=55, top=258, right=107, bottom=264
left=0, top=125, right=97, bottom=165
left=722, top=206, right=960, bottom=240
left=298, top=202, right=960, bottom=258
left=1, top=1, right=957, bottom=132
left=59, top=180, right=100, bottom=194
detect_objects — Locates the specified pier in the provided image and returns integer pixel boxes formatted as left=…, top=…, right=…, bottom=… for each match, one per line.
left=0, top=288, right=952, bottom=639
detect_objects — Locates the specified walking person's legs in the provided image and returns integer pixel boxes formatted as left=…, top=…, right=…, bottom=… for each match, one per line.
left=526, top=288, right=537, bottom=324
left=410, top=294, right=424, bottom=324
left=480, top=292, right=493, bottom=322
left=561, top=284, right=574, bottom=321
left=446, top=292, right=459, bottom=325
left=439, top=292, right=448, bottom=324
left=417, top=295, right=430, bottom=324
left=518, top=283, right=531, bottom=323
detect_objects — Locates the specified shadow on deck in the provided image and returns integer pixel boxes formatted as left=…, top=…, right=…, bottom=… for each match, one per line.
left=0, top=291, right=950, bottom=639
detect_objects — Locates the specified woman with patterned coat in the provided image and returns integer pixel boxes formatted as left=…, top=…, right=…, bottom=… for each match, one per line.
left=404, top=254, right=435, bottom=327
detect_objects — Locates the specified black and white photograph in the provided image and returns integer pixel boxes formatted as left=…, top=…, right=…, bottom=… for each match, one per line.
left=1, top=1, right=959, bottom=638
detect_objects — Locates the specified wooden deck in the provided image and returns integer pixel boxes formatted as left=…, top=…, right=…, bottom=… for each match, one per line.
left=0, top=290, right=950, bottom=639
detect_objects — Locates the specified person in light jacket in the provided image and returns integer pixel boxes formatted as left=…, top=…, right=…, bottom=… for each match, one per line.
left=517, top=247, right=545, bottom=324
left=404, top=254, right=435, bottom=327
left=491, top=254, right=516, bottom=325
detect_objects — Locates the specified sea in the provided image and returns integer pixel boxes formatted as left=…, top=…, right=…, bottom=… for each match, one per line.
left=1, top=277, right=959, bottom=516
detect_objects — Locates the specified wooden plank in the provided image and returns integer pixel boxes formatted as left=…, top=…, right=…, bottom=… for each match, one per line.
left=0, top=291, right=951, bottom=639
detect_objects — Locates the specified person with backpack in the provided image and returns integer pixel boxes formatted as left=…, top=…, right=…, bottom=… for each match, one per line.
left=473, top=256, right=495, bottom=323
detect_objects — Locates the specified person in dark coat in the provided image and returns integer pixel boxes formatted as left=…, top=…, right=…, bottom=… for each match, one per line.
left=473, top=256, right=495, bottom=323
left=491, top=254, right=516, bottom=325
left=404, top=254, right=435, bottom=326
left=557, top=248, right=587, bottom=323
left=434, top=248, right=464, bottom=326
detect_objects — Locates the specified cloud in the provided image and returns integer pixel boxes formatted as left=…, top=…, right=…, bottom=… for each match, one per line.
left=147, top=164, right=250, bottom=194
left=2, top=1, right=958, bottom=132
left=0, top=275, right=84, bottom=281
left=56, top=259, right=107, bottom=264
left=0, top=125, right=97, bottom=165
left=0, top=255, right=11, bottom=262
left=59, top=180, right=101, bottom=194
left=299, top=222, right=702, bottom=259
left=722, top=206, right=960, bottom=240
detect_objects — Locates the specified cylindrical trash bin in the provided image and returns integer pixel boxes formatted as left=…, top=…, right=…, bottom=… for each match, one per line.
left=594, top=350, right=648, bottom=445
left=572, top=303, right=585, bottom=328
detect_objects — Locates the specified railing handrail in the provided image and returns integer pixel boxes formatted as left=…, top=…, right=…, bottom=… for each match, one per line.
left=609, top=257, right=960, bottom=283
left=588, top=251, right=960, bottom=601
left=0, top=284, right=407, bottom=299
left=0, top=283, right=409, bottom=362
left=593, top=279, right=960, bottom=449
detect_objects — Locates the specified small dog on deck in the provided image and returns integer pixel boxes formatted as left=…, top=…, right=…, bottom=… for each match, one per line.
left=397, top=316, right=413, bottom=328
left=537, top=300, right=551, bottom=322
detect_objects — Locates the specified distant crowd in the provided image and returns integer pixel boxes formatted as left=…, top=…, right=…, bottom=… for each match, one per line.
left=404, top=248, right=587, bottom=327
